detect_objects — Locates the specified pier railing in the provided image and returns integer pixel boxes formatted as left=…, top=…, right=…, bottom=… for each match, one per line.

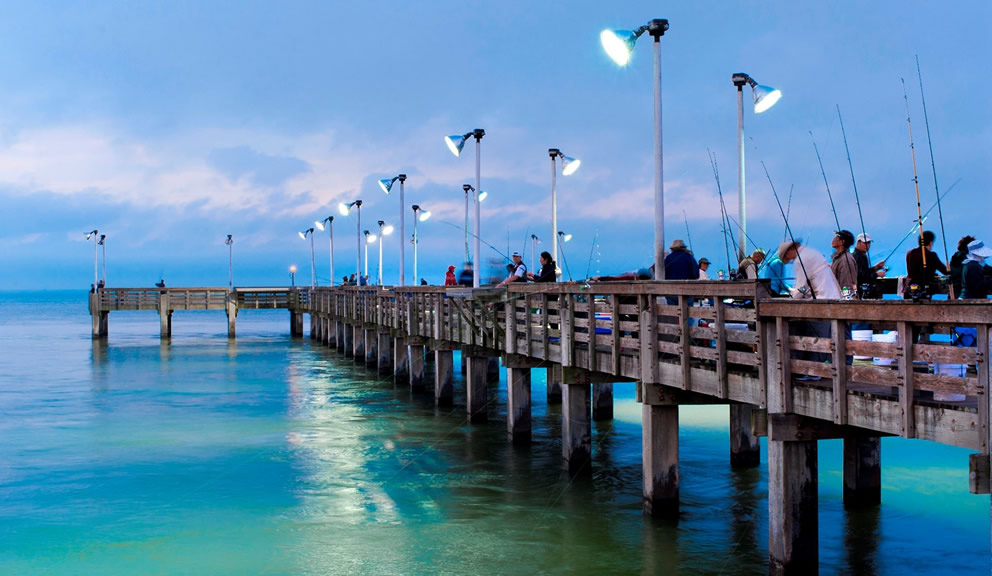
left=306, top=283, right=991, bottom=459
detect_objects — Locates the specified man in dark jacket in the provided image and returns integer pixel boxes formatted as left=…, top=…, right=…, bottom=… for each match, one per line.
left=962, top=239, right=992, bottom=299
left=663, top=239, right=699, bottom=280
left=904, top=230, right=947, bottom=298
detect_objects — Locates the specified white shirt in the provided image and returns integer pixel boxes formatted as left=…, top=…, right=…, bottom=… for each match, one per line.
left=791, top=246, right=841, bottom=299
left=698, top=268, right=710, bottom=280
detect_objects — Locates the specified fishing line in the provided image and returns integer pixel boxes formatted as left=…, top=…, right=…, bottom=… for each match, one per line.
left=837, top=105, right=870, bottom=263
left=916, top=55, right=951, bottom=289
left=708, top=149, right=737, bottom=274
left=809, top=130, right=841, bottom=230
left=879, top=178, right=961, bottom=264
left=901, top=78, right=927, bottom=269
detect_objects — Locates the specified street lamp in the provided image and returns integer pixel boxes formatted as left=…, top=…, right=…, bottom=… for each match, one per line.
left=530, top=234, right=541, bottom=272
left=339, top=200, right=363, bottom=281
left=85, top=230, right=99, bottom=289
left=445, top=128, right=485, bottom=287
left=549, top=148, right=581, bottom=277
left=98, top=234, right=107, bottom=287
left=376, top=220, right=395, bottom=285
left=315, top=216, right=334, bottom=286
left=378, top=174, right=408, bottom=286
left=601, top=18, right=669, bottom=279
left=363, top=229, right=376, bottom=284
left=290, top=265, right=297, bottom=288
left=732, top=72, right=782, bottom=260
left=225, top=234, right=233, bottom=289
left=299, top=227, right=316, bottom=288
left=412, top=205, right=431, bottom=283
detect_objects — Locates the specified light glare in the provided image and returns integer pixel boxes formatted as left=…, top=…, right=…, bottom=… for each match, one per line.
left=444, top=134, right=465, bottom=157
left=419, top=210, right=432, bottom=222
left=753, top=84, right=782, bottom=114
left=561, top=156, right=581, bottom=176
left=601, top=29, right=634, bottom=66
left=478, top=191, right=488, bottom=202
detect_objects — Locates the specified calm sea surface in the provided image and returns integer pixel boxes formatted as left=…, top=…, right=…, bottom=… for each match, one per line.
left=0, top=291, right=988, bottom=575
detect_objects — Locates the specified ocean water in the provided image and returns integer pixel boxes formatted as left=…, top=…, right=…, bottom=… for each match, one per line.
left=0, top=290, right=988, bottom=575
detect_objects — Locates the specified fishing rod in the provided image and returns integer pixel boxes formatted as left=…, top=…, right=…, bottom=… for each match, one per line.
left=438, top=220, right=511, bottom=261
left=783, top=184, right=794, bottom=241
left=880, top=177, right=961, bottom=264
left=837, top=105, right=869, bottom=261
left=751, top=138, right=816, bottom=297
left=559, top=239, right=573, bottom=281
left=809, top=130, right=841, bottom=230
left=682, top=210, right=694, bottom=253
left=584, top=230, right=600, bottom=281
left=901, top=77, right=927, bottom=269
left=916, top=55, right=951, bottom=282
left=724, top=212, right=773, bottom=273
left=708, top=149, right=738, bottom=274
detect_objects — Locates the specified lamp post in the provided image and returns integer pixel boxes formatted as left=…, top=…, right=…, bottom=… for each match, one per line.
left=363, top=229, right=376, bottom=284
left=299, top=227, right=316, bottom=288
left=289, top=265, right=297, bottom=288
left=375, top=220, right=395, bottom=285
left=85, top=230, right=99, bottom=288
left=98, top=234, right=107, bottom=287
left=445, top=128, right=485, bottom=287
left=315, top=217, right=334, bottom=286
left=225, top=234, right=233, bottom=289
left=732, top=73, right=782, bottom=261
left=549, top=148, right=581, bottom=277
left=339, top=200, right=363, bottom=281
left=601, top=18, right=669, bottom=279
left=378, top=174, right=407, bottom=285
left=412, top=205, right=431, bottom=283
left=530, top=234, right=541, bottom=272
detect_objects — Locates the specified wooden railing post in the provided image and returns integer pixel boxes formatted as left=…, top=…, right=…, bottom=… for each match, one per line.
left=831, top=319, right=848, bottom=425
left=897, top=321, right=915, bottom=438
left=639, top=294, right=659, bottom=384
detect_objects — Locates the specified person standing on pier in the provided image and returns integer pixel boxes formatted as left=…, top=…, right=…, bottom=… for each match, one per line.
left=445, top=265, right=457, bottom=286
left=830, top=230, right=858, bottom=296
left=737, top=249, right=765, bottom=280
left=664, top=239, right=699, bottom=280
left=697, top=258, right=711, bottom=279
left=778, top=240, right=840, bottom=300
left=529, top=251, right=557, bottom=283
left=496, top=252, right=527, bottom=287
left=949, top=235, right=976, bottom=299
left=457, top=263, right=474, bottom=287
left=904, top=231, right=947, bottom=299
left=961, top=239, right=992, bottom=299
left=853, top=233, right=886, bottom=299
left=759, top=251, right=789, bottom=295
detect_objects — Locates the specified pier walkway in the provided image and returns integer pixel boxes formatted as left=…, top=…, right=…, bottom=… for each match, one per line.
left=90, top=282, right=992, bottom=574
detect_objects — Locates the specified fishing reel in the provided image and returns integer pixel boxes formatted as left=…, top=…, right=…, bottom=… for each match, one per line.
left=907, top=282, right=925, bottom=303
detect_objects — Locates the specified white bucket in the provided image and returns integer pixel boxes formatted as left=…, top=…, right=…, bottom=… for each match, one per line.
left=933, top=363, right=967, bottom=401
left=872, top=331, right=897, bottom=366
left=852, top=330, right=872, bottom=361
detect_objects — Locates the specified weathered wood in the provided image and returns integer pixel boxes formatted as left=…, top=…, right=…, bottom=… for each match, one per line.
left=507, top=366, right=532, bottom=445
left=547, top=364, right=562, bottom=404
left=980, top=326, right=990, bottom=454
left=377, top=332, right=392, bottom=373
left=679, top=296, right=692, bottom=392
left=843, top=434, right=881, bottom=508
left=393, top=337, right=410, bottom=380
left=409, top=344, right=426, bottom=391
left=562, top=381, right=591, bottom=475
left=897, top=321, right=915, bottom=438
left=466, top=355, right=488, bottom=423
left=969, top=452, right=990, bottom=494
left=434, top=349, right=454, bottom=407
left=642, top=404, right=679, bottom=517
left=831, top=320, right=849, bottom=425
left=592, top=383, right=614, bottom=421
left=731, top=404, right=761, bottom=468
left=768, top=435, right=818, bottom=575
left=715, top=298, right=728, bottom=398
left=640, top=295, right=660, bottom=384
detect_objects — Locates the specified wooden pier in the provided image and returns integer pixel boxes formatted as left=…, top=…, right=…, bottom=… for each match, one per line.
left=90, top=282, right=992, bottom=574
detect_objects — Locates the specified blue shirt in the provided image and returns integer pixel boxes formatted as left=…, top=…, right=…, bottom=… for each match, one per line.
left=760, top=256, right=789, bottom=294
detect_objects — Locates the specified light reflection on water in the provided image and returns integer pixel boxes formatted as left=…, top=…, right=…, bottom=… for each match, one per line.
left=0, top=291, right=988, bottom=575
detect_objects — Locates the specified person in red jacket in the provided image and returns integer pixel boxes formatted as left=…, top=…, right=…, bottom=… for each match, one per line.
left=444, top=265, right=457, bottom=286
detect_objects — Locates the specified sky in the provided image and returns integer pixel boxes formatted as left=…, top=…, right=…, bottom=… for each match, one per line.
left=1, top=1, right=990, bottom=289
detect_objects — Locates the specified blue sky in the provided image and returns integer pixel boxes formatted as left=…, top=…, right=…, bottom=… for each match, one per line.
left=1, top=1, right=989, bottom=289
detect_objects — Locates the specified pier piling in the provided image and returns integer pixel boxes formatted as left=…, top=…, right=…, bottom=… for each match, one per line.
left=592, top=383, right=614, bottom=421
left=506, top=358, right=533, bottom=445
left=843, top=435, right=881, bottom=508
left=377, top=332, right=392, bottom=373
left=642, top=404, right=679, bottom=517
left=409, top=343, right=426, bottom=391
left=731, top=404, right=761, bottom=468
left=466, top=354, right=489, bottom=423
left=562, top=379, right=591, bottom=475
left=434, top=349, right=454, bottom=406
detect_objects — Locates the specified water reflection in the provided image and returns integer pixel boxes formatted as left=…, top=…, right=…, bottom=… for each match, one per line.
left=844, top=505, right=881, bottom=575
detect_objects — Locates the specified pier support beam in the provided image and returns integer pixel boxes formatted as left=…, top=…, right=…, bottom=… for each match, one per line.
left=642, top=404, right=679, bottom=517
left=159, top=310, right=172, bottom=339
left=364, top=329, right=377, bottom=367
left=487, top=357, right=500, bottom=383
left=730, top=404, right=761, bottom=468
left=352, top=325, right=365, bottom=360
left=342, top=323, right=353, bottom=356
left=843, top=434, right=881, bottom=508
left=90, top=292, right=108, bottom=339
left=768, top=415, right=820, bottom=575
left=226, top=303, right=237, bottom=339
left=394, top=338, right=410, bottom=383
left=377, top=332, right=392, bottom=374
left=336, top=322, right=345, bottom=352
left=326, top=318, right=336, bottom=347
left=562, top=380, right=591, bottom=474
left=310, top=314, right=317, bottom=339
left=409, top=344, right=425, bottom=391
left=434, top=350, right=454, bottom=407
left=547, top=364, right=562, bottom=404
left=506, top=365, right=532, bottom=445
left=290, top=311, right=304, bottom=337
left=592, top=383, right=614, bottom=421
left=466, top=354, right=489, bottom=423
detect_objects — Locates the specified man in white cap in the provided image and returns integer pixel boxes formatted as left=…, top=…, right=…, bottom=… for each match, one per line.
left=496, top=252, right=528, bottom=287
left=961, top=239, right=992, bottom=299
left=853, top=232, right=886, bottom=298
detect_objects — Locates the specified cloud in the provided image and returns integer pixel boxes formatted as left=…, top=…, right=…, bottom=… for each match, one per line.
left=207, top=146, right=311, bottom=188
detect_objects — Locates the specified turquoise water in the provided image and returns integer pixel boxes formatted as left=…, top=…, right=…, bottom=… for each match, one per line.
left=0, top=291, right=988, bottom=575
